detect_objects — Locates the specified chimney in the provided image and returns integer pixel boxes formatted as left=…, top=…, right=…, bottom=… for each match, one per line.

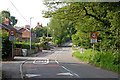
left=25, top=25, right=30, bottom=29
left=41, top=23, right=42, bottom=27
left=37, top=22, right=39, bottom=27
left=4, top=17, right=9, bottom=25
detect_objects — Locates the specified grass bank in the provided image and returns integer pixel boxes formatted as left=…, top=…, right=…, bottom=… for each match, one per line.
left=73, top=49, right=119, bottom=72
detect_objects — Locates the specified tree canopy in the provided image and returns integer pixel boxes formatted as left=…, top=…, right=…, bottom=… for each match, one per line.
left=43, top=2, right=120, bottom=52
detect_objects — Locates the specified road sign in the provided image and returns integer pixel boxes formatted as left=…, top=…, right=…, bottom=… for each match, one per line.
left=9, top=30, right=16, bottom=36
left=9, top=36, right=16, bottom=41
left=91, top=39, right=97, bottom=43
left=91, top=32, right=97, bottom=39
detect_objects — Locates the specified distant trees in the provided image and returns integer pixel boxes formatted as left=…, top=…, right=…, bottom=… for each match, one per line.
left=32, top=27, right=49, bottom=37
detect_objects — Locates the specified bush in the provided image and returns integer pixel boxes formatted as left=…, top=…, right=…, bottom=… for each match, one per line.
left=14, top=41, right=39, bottom=49
left=2, top=31, right=12, bottom=58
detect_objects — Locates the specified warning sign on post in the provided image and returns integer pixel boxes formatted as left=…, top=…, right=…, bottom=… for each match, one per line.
left=9, top=30, right=16, bottom=41
left=9, top=30, right=16, bottom=36
left=91, top=32, right=97, bottom=43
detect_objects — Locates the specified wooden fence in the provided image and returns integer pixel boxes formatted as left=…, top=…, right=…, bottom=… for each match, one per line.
left=13, top=48, right=22, bottom=56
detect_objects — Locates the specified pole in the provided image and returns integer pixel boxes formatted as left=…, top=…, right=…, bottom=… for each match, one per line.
left=30, top=17, right=33, bottom=51
left=47, top=23, right=48, bottom=37
left=93, top=43, right=94, bottom=57
left=30, top=18, right=31, bottom=51
left=100, top=40, right=102, bottom=53
left=12, top=43, right=13, bottom=59
left=53, top=29, right=54, bottom=44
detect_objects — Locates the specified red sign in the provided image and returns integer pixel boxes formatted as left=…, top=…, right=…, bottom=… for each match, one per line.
left=9, top=30, right=16, bottom=36
left=91, top=32, right=97, bottom=39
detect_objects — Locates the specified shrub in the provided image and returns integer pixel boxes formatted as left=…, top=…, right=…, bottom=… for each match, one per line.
left=14, top=41, right=38, bottom=49
left=2, top=31, right=12, bottom=58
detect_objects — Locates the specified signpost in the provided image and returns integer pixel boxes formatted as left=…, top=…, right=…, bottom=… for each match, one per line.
left=9, top=30, right=16, bottom=58
left=91, top=32, right=97, bottom=57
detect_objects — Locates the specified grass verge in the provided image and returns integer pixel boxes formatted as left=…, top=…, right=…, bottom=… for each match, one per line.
left=73, top=49, right=119, bottom=72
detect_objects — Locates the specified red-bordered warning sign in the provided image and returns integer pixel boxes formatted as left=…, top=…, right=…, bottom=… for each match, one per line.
left=91, top=32, right=97, bottom=39
left=9, top=30, right=16, bottom=36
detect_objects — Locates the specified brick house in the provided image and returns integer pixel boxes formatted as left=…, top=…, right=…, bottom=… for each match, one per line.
left=19, top=25, right=36, bottom=38
left=1, top=17, right=22, bottom=41
left=34, top=22, right=42, bottom=30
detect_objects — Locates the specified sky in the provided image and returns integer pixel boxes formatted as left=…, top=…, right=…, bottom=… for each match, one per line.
left=0, top=0, right=51, bottom=28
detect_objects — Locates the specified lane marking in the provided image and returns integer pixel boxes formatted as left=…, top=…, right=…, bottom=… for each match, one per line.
left=57, top=72, right=73, bottom=76
left=24, top=64, right=60, bottom=68
left=20, top=58, right=30, bottom=79
left=26, top=74, right=41, bottom=78
left=54, top=48, right=80, bottom=78
left=61, top=66, right=80, bottom=78
left=55, top=60, right=59, bottom=64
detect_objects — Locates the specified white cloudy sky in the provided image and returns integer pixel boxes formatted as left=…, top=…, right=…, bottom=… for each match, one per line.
left=0, top=0, right=51, bottom=28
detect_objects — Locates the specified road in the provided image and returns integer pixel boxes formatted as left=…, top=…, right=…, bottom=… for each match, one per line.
left=2, top=41, right=119, bottom=80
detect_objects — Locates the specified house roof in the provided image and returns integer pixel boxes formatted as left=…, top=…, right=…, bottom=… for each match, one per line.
left=0, top=23, right=22, bottom=34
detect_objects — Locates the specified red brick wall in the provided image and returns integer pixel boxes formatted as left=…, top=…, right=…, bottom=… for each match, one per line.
left=22, top=30, right=30, bottom=37
left=25, top=25, right=30, bottom=29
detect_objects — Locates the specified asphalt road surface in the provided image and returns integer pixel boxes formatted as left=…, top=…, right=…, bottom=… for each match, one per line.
left=2, top=41, right=119, bottom=80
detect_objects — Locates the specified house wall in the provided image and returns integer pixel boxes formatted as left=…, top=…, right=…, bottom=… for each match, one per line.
left=22, top=29, right=30, bottom=38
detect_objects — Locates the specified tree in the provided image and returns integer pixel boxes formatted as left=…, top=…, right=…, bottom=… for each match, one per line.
left=43, top=2, right=120, bottom=51
left=0, top=10, right=17, bottom=26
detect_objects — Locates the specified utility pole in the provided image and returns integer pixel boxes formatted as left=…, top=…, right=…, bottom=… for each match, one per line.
left=30, top=17, right=33, bottom=51
left=53, top=29, right=54, bottom=44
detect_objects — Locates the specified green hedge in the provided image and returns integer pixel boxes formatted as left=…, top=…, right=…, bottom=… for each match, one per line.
left=73, top=49, right=119, bottom=72
left=14, top=41, right=39, bottom=49
left=2, top=31, right=12, bottom=58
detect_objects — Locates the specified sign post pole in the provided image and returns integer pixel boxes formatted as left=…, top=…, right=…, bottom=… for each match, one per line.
left=12, top=43, right=13, bottom=59
left=93, top=43, right=94, bottom=57
left=91, top=32, right=97, bottom=58
left=9, top=30, right=16, bottom=59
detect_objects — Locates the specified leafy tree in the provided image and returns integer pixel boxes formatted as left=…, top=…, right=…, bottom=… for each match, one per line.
left=0, top=10, right=17, bottom=26
left=43, top=2, right=120, bottom=51
left=34, top=27, right=48, bottom=37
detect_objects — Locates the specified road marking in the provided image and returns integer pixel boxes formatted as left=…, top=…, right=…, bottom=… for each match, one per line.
left=57, top=72, right=73, bottom=76
left=61, top=66, right=80, bottom=78
left=24, top=64, right=60, bottom=68
left=33, top=58, right=49, bottom=64
left=26, top=74, right=41, bottom=78
left=20, top=58, right=30, bottom=79
left=55, top=60, right=59, bottom=64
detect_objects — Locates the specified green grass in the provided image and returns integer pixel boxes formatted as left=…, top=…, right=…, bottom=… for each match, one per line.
left=72, top=45, right=78, bottom=50
left=73, top=49, right=119, bottom=72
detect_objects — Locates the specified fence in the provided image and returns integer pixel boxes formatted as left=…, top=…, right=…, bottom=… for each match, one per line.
left=13, top=47, right=40, bottom=56
left=13, top=48, right=22, bottom=56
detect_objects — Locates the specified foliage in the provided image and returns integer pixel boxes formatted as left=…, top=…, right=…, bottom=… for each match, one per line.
left=14, top=41, right=39, bottom=49
left=73, top=49, right=119, bottom=72
left=0, top=10, right=17, bottom=26
left=2, top=31, right=12, bottom=58
left=32, top=27, right=51, bottom=37
left=40, top=34, right=50, bottom=50
left=43, top=2, right=120, bottom=51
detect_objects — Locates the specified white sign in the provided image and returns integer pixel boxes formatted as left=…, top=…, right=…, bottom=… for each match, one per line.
left=9, top=36, right=16, bottom=41
left=91, top=39, right=97, bottom=43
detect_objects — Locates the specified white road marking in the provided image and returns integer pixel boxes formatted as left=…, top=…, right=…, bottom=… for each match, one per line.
left=26, top=74, right=41, bottom=78
left=57, top=72, right=73, bottom=76
left=61, top=66, right=80, bottom=78
left=20, top=58, right=30, bottom=79
left=55, top=60, right=59, bottom=64
left=33, top=58, right=49, bottom=64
